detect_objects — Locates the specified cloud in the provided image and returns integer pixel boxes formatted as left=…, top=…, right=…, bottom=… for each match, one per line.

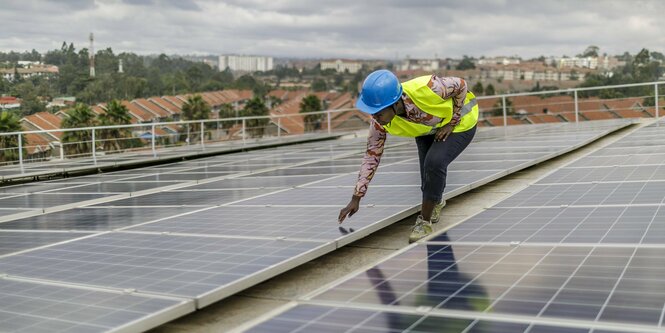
left=0, top=0, right=663, bottom=59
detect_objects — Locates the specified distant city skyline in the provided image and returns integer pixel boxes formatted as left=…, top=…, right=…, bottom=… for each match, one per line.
left=1, top=0, right=664, bottom=60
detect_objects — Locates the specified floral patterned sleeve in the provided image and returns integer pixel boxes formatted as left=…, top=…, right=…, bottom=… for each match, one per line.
left=353, top=120, right=387, bottom=197
left=430, top=76, right=467, bottom=126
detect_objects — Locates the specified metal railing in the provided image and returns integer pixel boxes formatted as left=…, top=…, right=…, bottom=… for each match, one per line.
left=1, top=80, right=664, bottom=171
left=476, top=81, right=664, bottom=127
left=0, top=108, right=364, bottom=171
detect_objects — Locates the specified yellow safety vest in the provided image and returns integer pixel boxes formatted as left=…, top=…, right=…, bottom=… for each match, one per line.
left=383, top=75, right=479, bottom=137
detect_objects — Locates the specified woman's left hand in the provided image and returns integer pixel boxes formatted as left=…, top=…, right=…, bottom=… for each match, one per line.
left=435, top=124, right=453, bottom=142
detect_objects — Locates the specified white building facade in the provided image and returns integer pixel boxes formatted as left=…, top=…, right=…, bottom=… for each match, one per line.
left=320, top=59, right=362, bottom=74
left=218, top=55, right=274, bottom=72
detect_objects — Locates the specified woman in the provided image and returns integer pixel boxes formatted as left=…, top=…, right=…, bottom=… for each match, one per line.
left=338, top=69, right=478, bottom=243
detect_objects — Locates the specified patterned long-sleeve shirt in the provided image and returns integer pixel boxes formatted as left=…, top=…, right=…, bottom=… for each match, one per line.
left=353, top=75, right=467, bottom=197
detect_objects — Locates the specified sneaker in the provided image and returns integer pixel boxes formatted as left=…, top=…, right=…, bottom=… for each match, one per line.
left=431, top=200, right=446, bottom=224
left=408, top=215, right=432, bottom=243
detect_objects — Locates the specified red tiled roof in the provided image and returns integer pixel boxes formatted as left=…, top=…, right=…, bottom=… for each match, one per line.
left=149, top=97, right=180, bottom=114
left=91, top=104, right=107, bottom=115
left=270, top=92, right=308, bottom=134
left=133, top=99, right=170, bottom=118
left=580, top=110, right=619, bottom=120
left=163, top=96, right=185, bottom=108
left=21, top=112, right=62, bottom=139
left=24, top=133, right=51, bottom=154
left=122, top=100, right=154, bottom=122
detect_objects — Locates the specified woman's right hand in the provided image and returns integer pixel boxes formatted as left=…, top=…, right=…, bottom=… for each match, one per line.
left=338, top=195, right=361, bottom=224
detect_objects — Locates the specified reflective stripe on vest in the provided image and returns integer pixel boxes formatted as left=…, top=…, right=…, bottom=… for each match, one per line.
left=382, top=75, right=479, bottom=137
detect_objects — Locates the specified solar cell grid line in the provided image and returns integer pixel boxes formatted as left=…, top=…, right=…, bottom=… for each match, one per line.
left=0, top=277, right=194, bottom=333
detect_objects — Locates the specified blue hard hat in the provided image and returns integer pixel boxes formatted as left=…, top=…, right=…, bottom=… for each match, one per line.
left=355, top=70, right=403, bottom=115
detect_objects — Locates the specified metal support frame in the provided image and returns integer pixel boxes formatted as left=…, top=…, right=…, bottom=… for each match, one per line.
left=242, top=118, right=246, bottom=145
left=200, top=120, right=205, bottom=150
left=327, top=112, right=332, bottom=134
left=92, top=128, right=97, bottom=165
left=502, top=96, right=507, bottom=127
left=151, top=124, right=156, bottom=158
left=574, top=90, right=579, bottom=124
left=18, top=133, right=24, bottom=173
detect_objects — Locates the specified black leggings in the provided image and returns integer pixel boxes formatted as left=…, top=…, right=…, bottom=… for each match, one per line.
left=415, top=126, right=476, bottom=203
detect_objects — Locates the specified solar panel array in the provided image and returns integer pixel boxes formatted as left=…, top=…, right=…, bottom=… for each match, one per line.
left=0, top=120, right=631, bottom=332
left=246, top=120, right=665, bottom=333
left=0, top=132, right=338, bottom=183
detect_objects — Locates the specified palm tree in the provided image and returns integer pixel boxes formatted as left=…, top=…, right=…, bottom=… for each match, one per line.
left=98, top=99, right=132, bottom=152
left=61, top=103, right=97, bottom=156
left=243, top=97, right=269, bottom=137
left=0, top=112, right=25, bottom=163
left=299, top=94, right=323, bottom=132
left=181, top=94, right=211, bottom=142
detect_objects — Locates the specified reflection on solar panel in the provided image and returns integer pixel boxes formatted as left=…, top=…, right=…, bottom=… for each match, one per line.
left=0, top=120, right=634, bottom=331
left=245, top=304, right=637, bottom=333
left=246, top=120, right=665, bottom=333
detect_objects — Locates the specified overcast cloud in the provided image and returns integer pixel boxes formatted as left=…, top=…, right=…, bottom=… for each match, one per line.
left=1, top=0, right=663, bottom=59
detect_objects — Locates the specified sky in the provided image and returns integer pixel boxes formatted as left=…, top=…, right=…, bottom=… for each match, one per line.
left=1, top=0, right=664, bottom=60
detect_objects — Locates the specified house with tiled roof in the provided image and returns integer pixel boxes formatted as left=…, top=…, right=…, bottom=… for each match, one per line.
left=0, top=96, right=21, bottom=110
left=121, top=101, right=155, bottom=124
left=148, top=97, right=180, bottom=118
left=132, top=99, right=172, bottom=120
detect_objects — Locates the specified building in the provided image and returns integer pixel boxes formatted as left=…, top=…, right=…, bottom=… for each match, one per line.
left=0, top=96, right=21, bottom=110
left=399, top=58, right=440, bottom=71
left=218, top=55, right=273, bottom=72
left=320, top=59, right=362, bottom=74
left=477, top=57, right=521, bottom=66
left=556, top=56, right=598, bottom=69
left=0, top=64, right=59, bottom=81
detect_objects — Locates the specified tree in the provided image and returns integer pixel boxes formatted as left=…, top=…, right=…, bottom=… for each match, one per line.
left=181, top=94, right=211, bottom=142
left=243, top=97, right=269, bottom=137
left=11, top=81, right=45, bottom=116
left=0, top=112, right=25, bottom=163
left=98, top=99, right=132, bottom=152
left=300, top=94, right=323, bottom=131
left=582, top=45, right=600, bottom=58
left=456, top=56, right=476, bottom=70
left=216, top=103, right=237, bottom=130
left=492, top=98, right=513, bottom=116
left=472, top=82, right=484, bottom=95
left=311, top=78, right=328, bottom=92
left=485, top=84, right=495, bottom=96
left=61, top=103, right=97, bottom=156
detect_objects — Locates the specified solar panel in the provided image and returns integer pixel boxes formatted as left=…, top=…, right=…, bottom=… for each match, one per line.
left=496, top=181, right=665, bottom=207
left=129, top=205, right=412, bottom=241
left=0, top=278, right=192, bottom=333
left=0, top=207, right=203, bottom=231
left=0, top=121, right=636, bottom=332
left=234, top=186, right=422, bottom=206
left=42, top=181, right=185, bottom=193
left=308, top=243, right=665, bottom=328
left=94, top=188, right=268, bottom=207
left=184, top=175, right=323, bottom=190
left=0, top=232, right=330, bottom=307
left=0, top=231, right=91, bottom=256
left=244, top=304, right=639, bottom=333
left=0, top=193, right=118, bottom=209
left=434, top=206, right=665, bottom=244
